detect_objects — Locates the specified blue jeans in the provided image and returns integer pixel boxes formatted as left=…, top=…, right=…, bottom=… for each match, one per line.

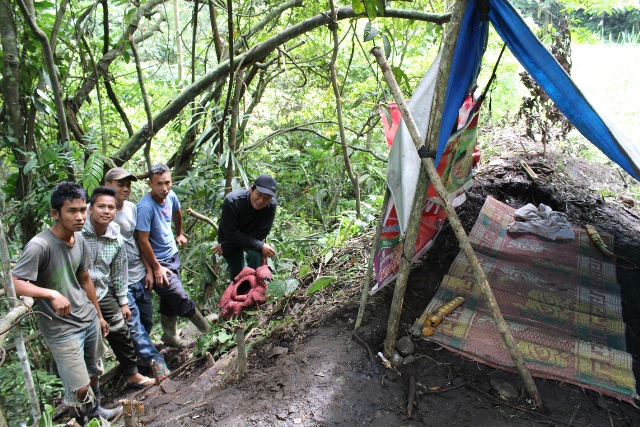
left=126, top=278, right=165, bottom=366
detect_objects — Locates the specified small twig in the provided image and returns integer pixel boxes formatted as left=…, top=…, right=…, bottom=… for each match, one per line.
left=465, top=382, right=577, bottom=426
left=350, top=331, right=375, bottom=364
left=567, top=404, right=580, bottom=427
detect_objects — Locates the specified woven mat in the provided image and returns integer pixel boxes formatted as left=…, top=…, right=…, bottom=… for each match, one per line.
left=415, top=196, right=637, bottom=401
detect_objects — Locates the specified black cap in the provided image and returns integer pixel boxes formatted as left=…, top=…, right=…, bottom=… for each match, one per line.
left=254, top=174, right=277, bottom=197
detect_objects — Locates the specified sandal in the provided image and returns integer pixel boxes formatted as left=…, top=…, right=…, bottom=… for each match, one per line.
left=124, top=376, right=155, bottom=390
left=157, top=363, right=171, bottom=380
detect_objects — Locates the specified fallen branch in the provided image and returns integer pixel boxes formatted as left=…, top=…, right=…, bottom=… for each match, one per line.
left=187, top=208, right=218, bottom=232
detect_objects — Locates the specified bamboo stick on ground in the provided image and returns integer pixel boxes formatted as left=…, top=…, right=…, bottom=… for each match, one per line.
left=355, top=189, right=391, bottom=330
left=236, top=325, right=247, bottom=380
left=371, top=45, right=543, bottom=408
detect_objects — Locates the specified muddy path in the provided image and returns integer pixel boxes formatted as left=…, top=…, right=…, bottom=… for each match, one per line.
left=102, top=141, right=640, bottom=426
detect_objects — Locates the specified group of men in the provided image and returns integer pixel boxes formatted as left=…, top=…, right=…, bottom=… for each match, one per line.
left=11, top=165, right=278, bottom=425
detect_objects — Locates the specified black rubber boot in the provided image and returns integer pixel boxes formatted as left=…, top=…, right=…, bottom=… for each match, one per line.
left=160, top=314, right=187, bottom=348
left=88, top=383, right=122, bottom=421
left=69, top=405, right=87, bottom=426
left=188, top=309, right=211, bottom=334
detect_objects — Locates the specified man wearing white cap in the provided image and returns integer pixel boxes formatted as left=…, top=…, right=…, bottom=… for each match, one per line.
left=214, top=174, right=278, bottom=280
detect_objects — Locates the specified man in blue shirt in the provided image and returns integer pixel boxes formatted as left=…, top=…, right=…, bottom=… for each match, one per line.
left=214, top=175, right=278, bottom=280
left=136, top=164, right=209, bottom=348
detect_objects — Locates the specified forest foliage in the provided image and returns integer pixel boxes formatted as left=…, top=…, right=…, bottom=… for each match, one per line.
left=1, top=0, right=639, bottom=424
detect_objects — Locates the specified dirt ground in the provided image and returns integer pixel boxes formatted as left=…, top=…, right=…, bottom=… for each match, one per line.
left=101, top=129, right=640, bottom=426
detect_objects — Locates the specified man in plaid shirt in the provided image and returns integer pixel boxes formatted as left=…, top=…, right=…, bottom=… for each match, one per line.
left=83, top=186, right=153, bottom=391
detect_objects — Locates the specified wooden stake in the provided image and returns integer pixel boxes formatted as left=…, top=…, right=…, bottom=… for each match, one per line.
left=407, top=374, right=416, bottom=416
left=355, top=189, right=391, bottom=330
left=150, top=360, right=161, bottom=386
left=236, top=325, right=247, bottom=380
left=371, top=43, right=543, bottom=408
left=120, top=399, right=144, bottom=427
left=0, top=219, right=42, bottom=422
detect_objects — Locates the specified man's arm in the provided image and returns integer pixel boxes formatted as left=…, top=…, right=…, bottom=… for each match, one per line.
left=77, top=270, right=109, bottom=337
left=111, top=242, right=131, bottom=321
left=172, top=208, right=187, bottom=249
left=13, top=276, right=71, bottom=316
left=137, top=231, right=171, bottom=289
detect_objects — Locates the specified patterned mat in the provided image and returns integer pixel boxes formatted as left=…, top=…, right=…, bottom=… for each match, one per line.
left=415, top=196, right=637, bottom=401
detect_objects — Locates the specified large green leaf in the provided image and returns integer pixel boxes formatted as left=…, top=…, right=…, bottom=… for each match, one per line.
left=306, top=276, right=336, bottom=295
left=267, top=278, right=300, bottom=298
left=82, top=153, right=104, bottom=195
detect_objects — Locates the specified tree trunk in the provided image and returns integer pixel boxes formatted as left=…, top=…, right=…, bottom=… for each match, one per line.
left=0, top=0, right=36, bottom=244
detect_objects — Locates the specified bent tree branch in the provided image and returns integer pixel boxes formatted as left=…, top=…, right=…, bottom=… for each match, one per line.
left=112, top=6, right=450, bottom=165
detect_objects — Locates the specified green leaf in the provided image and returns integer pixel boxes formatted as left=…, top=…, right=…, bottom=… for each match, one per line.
left=82, top=153, right=104, bottom=195
left=124, top=7, right=138, bottom=24
left=364, top=21, right=378, bottom=41
left=23, top=158, right=38, bottom=174
left=32, top=97, right=50, bottom=115
left=392, top=65, right=409, bottom=88
left=306, top=276, right=336, bottom=295
left=364, top=0, right=385, bottom=20
left=266, top=278, right=299, bottom=298
left=352, top=93, right=367, bottom=109
left=171, top=185, right=195, bottom=196
left=352, top=0, right=365, bottom=14
left=381, top=33, right=392, bottom=59
left=218, top=329, right=233, bottom=343
left=33, top=0, right=55, bottom=11
left=298, top=265, right=311, bottom=278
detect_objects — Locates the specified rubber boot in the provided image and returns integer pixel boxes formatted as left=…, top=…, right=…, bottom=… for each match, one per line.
left=160, top=314, right=187, bottom=348
left=88, top=383, right=122, bottom=421
left=69, top=405, right=87, bottom=426
left=188, top=309, right=211, bottom=334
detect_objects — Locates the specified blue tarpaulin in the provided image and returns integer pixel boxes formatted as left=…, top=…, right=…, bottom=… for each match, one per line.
left=436, top=0, right=640, bottom=181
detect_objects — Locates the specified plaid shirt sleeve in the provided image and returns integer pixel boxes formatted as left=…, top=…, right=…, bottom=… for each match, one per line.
left=111, top=237, right=129, bottom=306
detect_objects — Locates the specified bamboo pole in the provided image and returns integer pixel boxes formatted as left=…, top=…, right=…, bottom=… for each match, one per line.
left=371, top=46, right=543, bottom=407
left=376, top=0, right=469, bottom=362
left=355, top=188, right=390, bottom=330
left=0, top=219, right=42, bottom=421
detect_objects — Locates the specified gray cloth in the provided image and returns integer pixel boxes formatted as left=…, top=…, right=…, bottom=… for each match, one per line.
left=387, top=51, right=442, bottom=234
left=82, top=218, right=129, bottom=306
left=114, top=201, right=147, bottom=284
left=12, top=229, right=96, bottom=337
left=508, top=203, right=575, bottom=241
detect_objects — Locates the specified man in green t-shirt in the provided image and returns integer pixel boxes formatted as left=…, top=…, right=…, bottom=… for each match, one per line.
left=13, top=182, right=121, bottom=425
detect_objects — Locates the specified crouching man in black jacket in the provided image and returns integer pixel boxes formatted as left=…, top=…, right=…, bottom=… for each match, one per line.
left=214, top=175, right=278, bottom=280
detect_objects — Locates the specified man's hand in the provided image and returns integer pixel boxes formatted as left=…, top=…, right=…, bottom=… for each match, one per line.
left=145, top=270, right=154, bottom=290
left=121, top=304, right=131, bottom=322
left=99, top=317, right=109, bottom=337
left=49, top=290, right=71, bottom=316
left=213, top=243, right=223, bottom=256
left=153, top=266, right=173, bottom=288
left=262, top=243, right=276, bottom=258
left=176, top=233, right=187, bottom=250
